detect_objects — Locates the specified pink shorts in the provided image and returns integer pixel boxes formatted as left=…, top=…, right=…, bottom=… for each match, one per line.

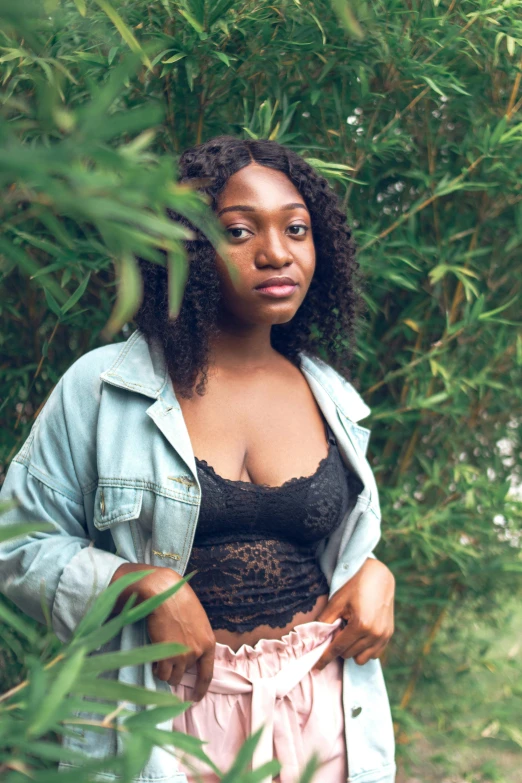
left=171, top=620, right=346, bottom=783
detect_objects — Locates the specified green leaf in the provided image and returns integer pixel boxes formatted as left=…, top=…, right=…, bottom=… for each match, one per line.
left=82, top=642, right=189, bottom=675
left=505, top=724, right=522, bottom=748
left=162, top=52, right=187, bottom=64
left=478, top=294, right=518, bottom=320
left=72, top=0, right=86, bottom=16
left=72, top=676, right=185, bottom=706
left=123, top=702, right=190, bottom=728
left=44, top=287, right=63, bottom=318
left=167, top=247, right=188, bottom=319
left=103, top=253, right=143, bottom=337
left=423, top=76, right=445, bottom=96
left=71, top=569, right=155, bottom=641
left=0, top=597, right=40, bottom=643
left=214, top=51, right=230, bottom=67
left=417, top=391, right=450, bottom=408
left=208, top=0, right=236, bottom=27
left=93, top=0, right=152, bottom=68
left=61, top=272, right=91, bottom=314
left=0, top=237, right=66, bottom=303
left=330, top=0, right=363, bottom=39
left=178, top=8, right=204, bottom=34
left=296, top=755, right=321, bottom=783
left=29, top=648, right=87, bottom=736
left=108, top=46, right=119, bottom=65
left=124, top=575, right=189, bottom=625
left=0, top=521, right=53, bottom=544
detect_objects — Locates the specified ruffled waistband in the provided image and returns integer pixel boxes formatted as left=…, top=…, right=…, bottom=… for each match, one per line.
left=213, top=619, right=341, bottom=676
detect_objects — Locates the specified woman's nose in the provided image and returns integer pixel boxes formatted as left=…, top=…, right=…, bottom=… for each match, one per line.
left=255, top=231, right=293, bottom=268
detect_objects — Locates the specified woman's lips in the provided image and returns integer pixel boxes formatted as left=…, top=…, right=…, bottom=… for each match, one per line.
left=255, top=284, right=298, bottom=298
left=254, top=277, right=299, bottom=298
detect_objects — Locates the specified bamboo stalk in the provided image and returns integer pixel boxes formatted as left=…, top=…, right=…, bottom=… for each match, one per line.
left=398, top=588, right=456, bottom=713
left=506, top=61, right=522, bottom=119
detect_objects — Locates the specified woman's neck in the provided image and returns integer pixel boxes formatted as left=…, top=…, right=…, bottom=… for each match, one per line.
left=209, top=318, right=276, bottom=372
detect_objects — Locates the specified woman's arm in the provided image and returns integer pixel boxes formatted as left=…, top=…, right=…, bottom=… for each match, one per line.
left=0, top=373, right=128, bottom=644
left=108, top=563, right=216, bottom=701
left=314, top=555, right=395, bottom=669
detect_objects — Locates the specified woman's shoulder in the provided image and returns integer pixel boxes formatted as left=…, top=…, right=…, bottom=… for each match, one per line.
left=62, top=342, right=125, bottom=387
left=33, top=342, right=128, bottom=432
left=299, top=353, right=371, bottom=423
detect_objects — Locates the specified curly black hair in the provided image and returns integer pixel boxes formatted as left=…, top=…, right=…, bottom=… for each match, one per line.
left=135, top=135, right=364, bottom=397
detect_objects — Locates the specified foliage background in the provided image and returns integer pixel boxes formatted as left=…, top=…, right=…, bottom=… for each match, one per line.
left=1, top=0, right=522, bottom=780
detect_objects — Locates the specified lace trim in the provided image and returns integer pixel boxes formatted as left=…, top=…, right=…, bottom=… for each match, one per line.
left=208, top=586, right=329, bottom=633
left=194, top=438, right=334, bottom=491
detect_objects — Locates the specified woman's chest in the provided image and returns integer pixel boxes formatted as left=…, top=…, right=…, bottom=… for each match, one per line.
left=176, top=368, right=330, bottom=486
left=91, top=363, right=377, bottom=580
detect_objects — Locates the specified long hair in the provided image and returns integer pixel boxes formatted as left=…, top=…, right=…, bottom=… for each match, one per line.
left=135, top=136, right=364, bottom=397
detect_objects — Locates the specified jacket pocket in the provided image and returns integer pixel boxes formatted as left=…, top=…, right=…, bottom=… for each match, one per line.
left=93, top=485, right=143, bottom=530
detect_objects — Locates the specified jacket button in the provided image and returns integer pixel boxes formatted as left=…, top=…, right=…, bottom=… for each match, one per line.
left=351, top=706, right=362, bottom=717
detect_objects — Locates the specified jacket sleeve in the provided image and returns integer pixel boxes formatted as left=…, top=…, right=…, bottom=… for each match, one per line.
left=0, top=365, right=129, bottom=644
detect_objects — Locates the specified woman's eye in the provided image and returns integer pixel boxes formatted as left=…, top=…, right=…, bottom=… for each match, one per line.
left=227, top=227, right=250, bottom=239
left=288, top=225, right=308, bottom=236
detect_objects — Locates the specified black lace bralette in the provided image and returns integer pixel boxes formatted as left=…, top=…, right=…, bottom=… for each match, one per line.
left=186, top=427, right=363, bottom=633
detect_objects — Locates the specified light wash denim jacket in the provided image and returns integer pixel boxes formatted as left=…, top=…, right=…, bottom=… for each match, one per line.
left=0, top=330, right=396, bottom=783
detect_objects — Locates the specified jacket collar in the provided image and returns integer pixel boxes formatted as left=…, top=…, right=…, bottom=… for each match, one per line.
left=100, top=330, right=170, bottom=400
left=100, top=331, right=371, bottom=423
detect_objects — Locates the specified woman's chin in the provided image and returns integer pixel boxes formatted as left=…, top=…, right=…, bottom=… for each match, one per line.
left=257, top=303, right=301, bottom=326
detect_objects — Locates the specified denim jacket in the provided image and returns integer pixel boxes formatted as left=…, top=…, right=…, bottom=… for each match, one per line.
left=0, top=330, right=395, bottom=783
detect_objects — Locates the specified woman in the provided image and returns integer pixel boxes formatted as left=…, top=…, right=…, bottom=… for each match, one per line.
left=0, top=136, right=396, bottom=783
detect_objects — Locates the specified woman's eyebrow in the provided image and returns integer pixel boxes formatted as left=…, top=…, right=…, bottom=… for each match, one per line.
left=217, top=202, right=308, bottom=217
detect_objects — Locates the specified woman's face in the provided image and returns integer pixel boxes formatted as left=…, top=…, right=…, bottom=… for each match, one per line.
left=214, top=163, right=316, bottom=327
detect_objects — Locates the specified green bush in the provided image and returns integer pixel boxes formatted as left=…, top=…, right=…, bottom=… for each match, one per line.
left=1, top=0, right=522, bottom=774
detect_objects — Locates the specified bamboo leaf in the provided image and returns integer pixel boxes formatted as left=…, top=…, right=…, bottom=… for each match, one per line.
left=162, top=52, right=187, bottom=64
left=167, top=247, right=188, bottom=319
left=0, top=598, right=40, bottom=643
left=93, top=0, right=152, bottom=68
left=28, top=648, right=86, bottom=736
left=123, top=702, right=190, bottom=728
left=72, top=0, right=86, bottom=16
left=72, top=676, right=185, bottom=706
left=82, top=642, right=189, bottom=675
left=0, top=521, right=53, bottom=544
left=71, top=569, right=155, bottom=641
left=61, top=272, right=91, bottom=314
left=329, top=0, right=363, bottom=39
left=177, top=8, right=204, bottom=34
left=103, top=253, right=143, bottom=337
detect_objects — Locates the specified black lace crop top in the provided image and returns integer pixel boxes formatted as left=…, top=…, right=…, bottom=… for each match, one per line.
left=186, top=427, right=363, bottom=633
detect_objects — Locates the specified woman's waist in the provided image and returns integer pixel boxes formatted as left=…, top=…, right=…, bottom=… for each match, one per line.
left=213, top=592, right=329, bottom=652
left=187, top=536, right=331, bottom=650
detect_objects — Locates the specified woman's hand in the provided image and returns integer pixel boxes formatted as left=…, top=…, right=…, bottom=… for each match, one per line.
left=109, top=563, right=215, bottom=701
left=314, top=557, right=395, bottom=670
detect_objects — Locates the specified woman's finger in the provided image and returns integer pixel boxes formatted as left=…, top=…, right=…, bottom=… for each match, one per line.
left=315, top=601, right=342, bottom=624
left=314, top=627, right=360, bottom=671
left=193, top=648, right=215, bottom=702
left=353, top=642, right=387, bottom=666
left=155, top=657, right=173, bottom=682
left=167, top=660, right=186, bottom=688
left=342, top=637, right=378, bottom=662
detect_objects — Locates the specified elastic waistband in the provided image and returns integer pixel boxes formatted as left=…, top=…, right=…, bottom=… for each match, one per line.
left=214, top=619, right=341, bottom=665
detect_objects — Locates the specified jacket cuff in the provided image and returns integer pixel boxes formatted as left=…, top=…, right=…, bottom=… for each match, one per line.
left=52, top=544, right=128, bottom=643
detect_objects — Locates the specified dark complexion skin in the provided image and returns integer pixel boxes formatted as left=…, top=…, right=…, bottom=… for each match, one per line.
left=110, top=163, right=395, bottom=700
